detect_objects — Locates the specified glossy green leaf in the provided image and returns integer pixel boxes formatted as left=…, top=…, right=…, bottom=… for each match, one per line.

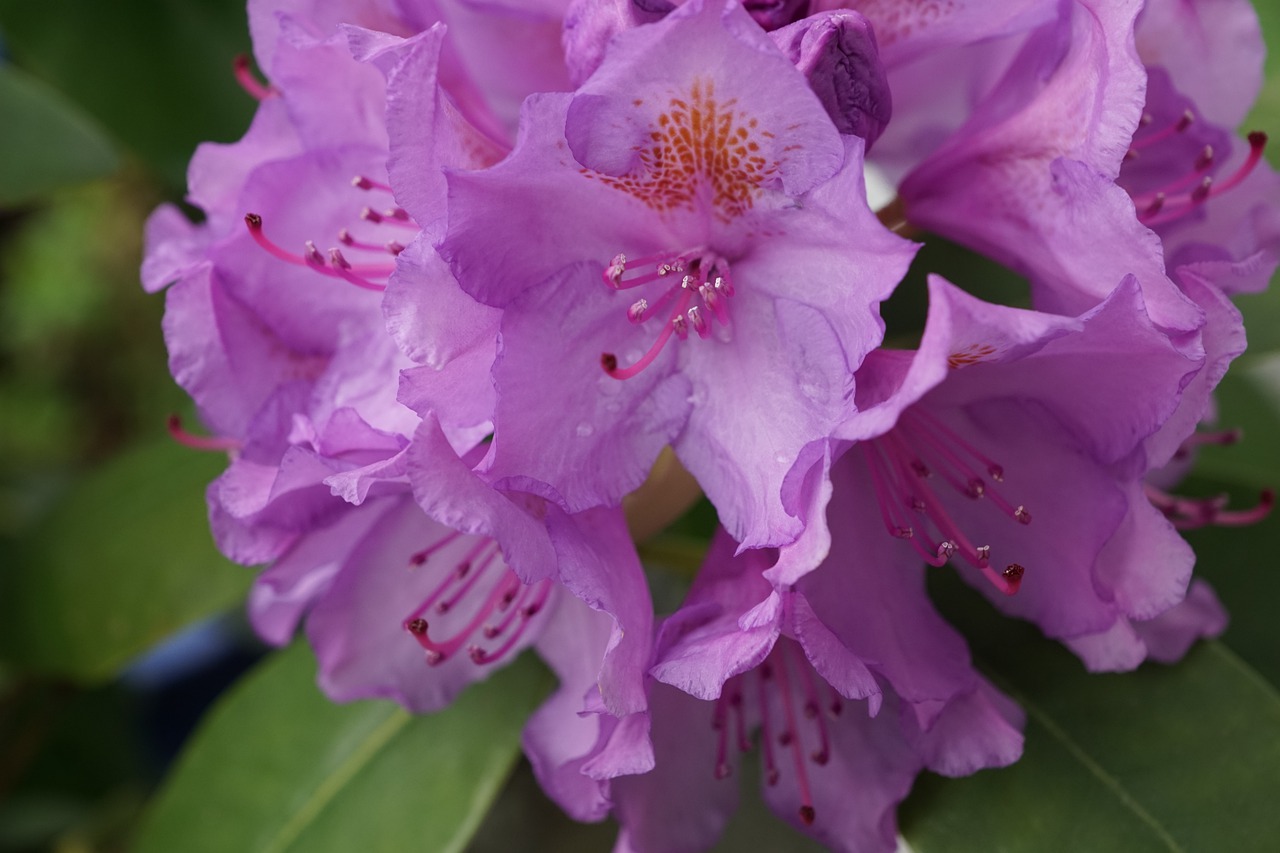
left=0, top=0, right=254, bottom=188
left=134, top=644, right=552, bottom=853
left=0, top=65, right=118, bottom=206
left=902, top=576, right=1280, bottom=852
left=0, top=439, right=249, bottom=680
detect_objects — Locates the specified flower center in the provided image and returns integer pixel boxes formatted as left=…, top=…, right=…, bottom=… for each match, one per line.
left=244, top=175, right=415, bottom=292
left=1123, top=105, right=1268, bottom=227
left=599, top=248, right=736, bottom=379
left=401, top=531, right=553, bottom=667
left=863, top=408, right=1028, bottom=595
left=712, top=641, right=837, bottom=827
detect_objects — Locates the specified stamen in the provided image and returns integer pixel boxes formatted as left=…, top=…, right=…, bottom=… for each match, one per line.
left=864, top=410, right=1029, bottom=596
left=409, top=530, right=464, bottom=566
left=757, top=663, right=780, bottom=787
left=244, top=213, right=390, bottom=292
left=1172, top=428, right=1242, bottom=460
left=470, top=579, right=554, bottom=665
left=166, top=414, right=240, bottom=452
left=1146, top=484, right=1274, bottom=529
left=352, top=175, right=394, bottom=193
left=600, top=250, right=736, bottom=378
left=1139, top=132, right=1268, bottom=227
left=1129, top=108, right=1195, bottom=152
left=337, top=229, right=407, bottom=257
left=232, top=54, right=275, bottom=101
left=776, top=645, right=818, bottom=826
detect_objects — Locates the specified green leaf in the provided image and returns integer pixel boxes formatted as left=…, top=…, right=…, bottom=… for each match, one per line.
left=0, top=64, right=118, bottom=206
left=0, top=0, right=254, bottom=188
left=902, top=576, right=1280, bottom=852
left=0, top=439, right=249, bottom=680
left=134, top=645, right=552, bottom=853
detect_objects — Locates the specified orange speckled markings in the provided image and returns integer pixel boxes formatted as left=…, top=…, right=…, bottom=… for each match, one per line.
left=947, top=343, right=998, bottom=369
left=583, top=78, right=780, bottom=222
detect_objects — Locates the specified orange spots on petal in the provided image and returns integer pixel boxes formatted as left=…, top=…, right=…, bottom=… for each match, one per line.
left=947, top=343, right=999, bottom=369
left=581, top=78, right=779, bottom=221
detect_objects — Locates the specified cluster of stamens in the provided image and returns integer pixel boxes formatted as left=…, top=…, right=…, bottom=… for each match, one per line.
left=600, top=249, right=735, bottom=379
left=401, top=531, right=553, bottom=667
left=1148, top=429, right=1274, bottom=529
left=1125, top=108, right=1268, bottom=227
left=864, top=409, right=1029, bottom=595
left=712, top=641, right=840, bottom=828
left=244, top=175, right=415, bottom=292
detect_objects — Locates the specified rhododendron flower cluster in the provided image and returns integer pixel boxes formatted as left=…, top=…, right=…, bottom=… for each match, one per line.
left=145, top=0, right=1275, bottom=849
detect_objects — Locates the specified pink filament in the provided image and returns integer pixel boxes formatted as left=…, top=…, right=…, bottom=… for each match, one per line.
left=166, top=414, right=240, bottom=452
left=1147, top=484, right=1274, bottom=529
left=244, top=213, right=389, bottom=292
left=232, top=55, right=276, bottom=101
left=1139, top=132, right=1268, bottom=227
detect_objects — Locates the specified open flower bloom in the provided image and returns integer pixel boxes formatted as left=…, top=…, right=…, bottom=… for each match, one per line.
left=774, top=275, right=1223, bottom=670
left=438, top=0, right=916, bottom=549
left=887, top=0, right=1276, bottom=484
left=1126, top=0, right=1279, bottom=297
left=612, top=532, right=1023, bottom=852
left=890, top=0, right=1275, bottom=317
left=252, top=417, right=657, bottom=819
left=144, top=3, right=659, bottom=817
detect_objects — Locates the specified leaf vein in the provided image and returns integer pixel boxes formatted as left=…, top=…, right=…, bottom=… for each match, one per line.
left=262, top=708, right=412, bottom=853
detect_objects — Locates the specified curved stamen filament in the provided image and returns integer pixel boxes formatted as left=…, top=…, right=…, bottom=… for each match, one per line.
left=1128, top=109, right=1194, bottom=153
left=166, top=414, right=240, bottom=452
left=232, top=54, right=276, bottom=101
left=471, top=579, right=554, bottom=665
left=865, top=411, right=1027, bottom=595
left=245, top=213, right=390, bottom=292
left=603, top=284, right=695, bottom=380
left=1147, top=484, right=1274, bottom=529
left=713, top=645, right=823, bottom=827
left=1139, top=132, right=1268, bottom=227
left=601, top=250, right=736, bottom=379
left=776, top=644, right=817, bottom=826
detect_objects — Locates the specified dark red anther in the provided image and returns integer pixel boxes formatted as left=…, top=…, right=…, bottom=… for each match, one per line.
left=405, top=618, right=428, bottom=635
left=1002, top=564, right=1025, bottom=593
left=799, top=806, right=816, bottom=826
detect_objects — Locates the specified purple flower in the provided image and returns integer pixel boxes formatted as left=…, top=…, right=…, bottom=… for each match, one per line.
left=612, top=531, right=1022, bottom=852
left=1127, top=0, right=1279, bottom=296
left=145, top=7, right=658, bottom=816
left=251, top=417, right=657, bottom=818
left=438, top=0, right=916, bottom=548
left=780, top=275, right=1221, bottom=671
